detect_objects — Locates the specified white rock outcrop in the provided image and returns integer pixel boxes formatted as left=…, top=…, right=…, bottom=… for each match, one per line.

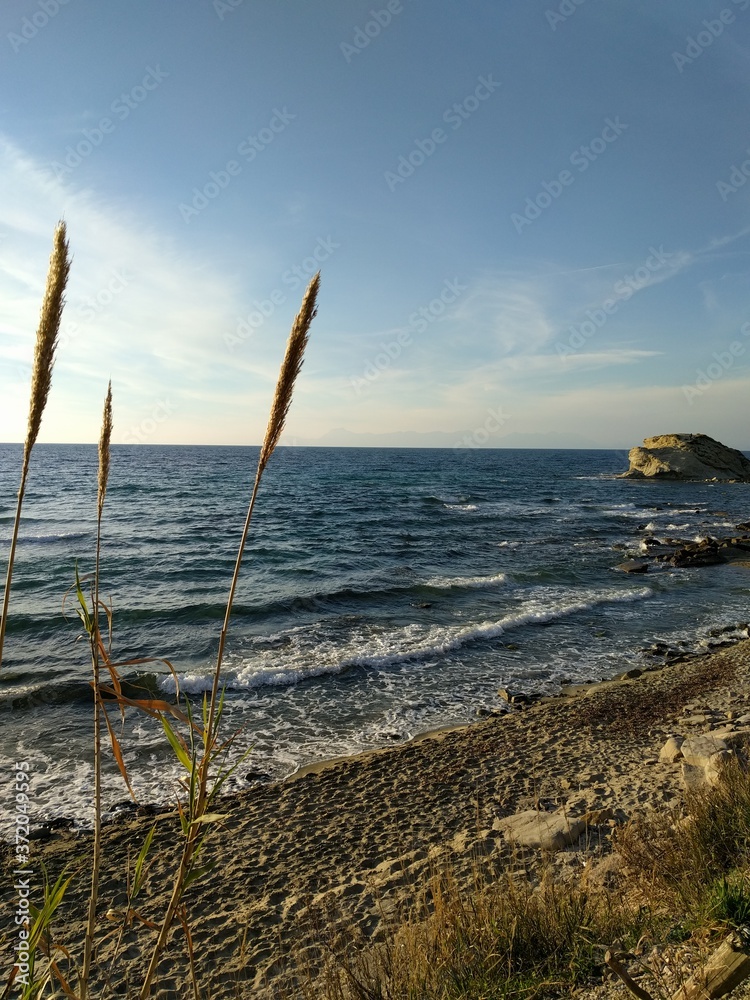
left=620, top=433, right=750, bottom=481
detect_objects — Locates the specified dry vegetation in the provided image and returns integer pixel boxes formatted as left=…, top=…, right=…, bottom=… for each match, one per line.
left=290, top=758, right=750, bottom=1000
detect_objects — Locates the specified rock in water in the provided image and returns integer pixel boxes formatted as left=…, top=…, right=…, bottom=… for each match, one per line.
left=619, top=433, right=750, bottom=482
left=615, top=560, right=650, bottom=573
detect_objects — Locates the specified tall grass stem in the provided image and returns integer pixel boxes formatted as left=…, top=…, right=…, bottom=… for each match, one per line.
left=139, top=272, right=319, bottom=999
left=81, top=381, right=113, bottom=998
left=0, top=221, right=71, bottom=667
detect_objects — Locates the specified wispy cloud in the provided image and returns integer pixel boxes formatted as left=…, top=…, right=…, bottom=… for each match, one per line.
left=0, top=135, right=291, bottom=441
left=448, top=275, right=554, bottom=358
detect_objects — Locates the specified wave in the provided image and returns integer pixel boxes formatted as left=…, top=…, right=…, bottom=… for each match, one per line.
left=116, top=572, right=513, bottom=621
left=0, top=671, right=166, bottom=711
left=424, top=572, right=507, bottom=590
left=422, top=493, right=488, bottom=505
left=159, top=585, right=653, bottom=695
left=18, top=531, right=90, bottom=544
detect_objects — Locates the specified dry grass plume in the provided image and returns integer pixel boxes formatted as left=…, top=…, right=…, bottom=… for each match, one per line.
left=97, top=380, right=113, bottom=521
left=258, top=270, right=320, bottom=474
left=0, top=220, right=71, bottom=667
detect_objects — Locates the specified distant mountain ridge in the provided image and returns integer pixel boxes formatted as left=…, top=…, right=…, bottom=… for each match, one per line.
left=289, top=428, right=603, bottom=449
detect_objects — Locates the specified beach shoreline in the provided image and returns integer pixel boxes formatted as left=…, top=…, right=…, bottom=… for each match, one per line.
left=284, top=636, right=740, bottom=783
left=2, top=638, right=750, bottom=997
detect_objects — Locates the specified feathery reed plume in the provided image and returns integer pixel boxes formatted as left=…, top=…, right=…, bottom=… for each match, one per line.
left=81, top=381, right=113, bottom=998
left=0, top=221, right=71, bottom=668
left=97, top=380, right=113, bottom=521
left=257, top=271, right=319, bottom=475
left=214, top=270, right=319, bottom=696
left=139, top=272, right=320, bottom=999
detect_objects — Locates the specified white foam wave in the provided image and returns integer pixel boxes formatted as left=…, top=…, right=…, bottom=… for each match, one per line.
left=341, top=587, right=652, bottom=669
left=162, top=655, right=349, bottom=694
left=159, top=586, right=653, bottom=694
left=665, top=524, right=690, bottom=531
left=445, top=503, right=478, bottom=512
left=601, top=506, right=643, bottom=518
left=424, top=572, right=507, bottom=590
left=605, top=507, right=702, bottom=522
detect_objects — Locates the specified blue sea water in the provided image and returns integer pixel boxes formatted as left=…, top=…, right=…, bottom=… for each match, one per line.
left=0, top=443, right=748, bottom=833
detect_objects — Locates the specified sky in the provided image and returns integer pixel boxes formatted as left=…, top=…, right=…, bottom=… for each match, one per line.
left=1, top=0, right=749, bottom=449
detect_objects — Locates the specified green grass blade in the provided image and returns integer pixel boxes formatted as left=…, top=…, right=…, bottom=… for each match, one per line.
left=160, top=716, right=193, bottom=773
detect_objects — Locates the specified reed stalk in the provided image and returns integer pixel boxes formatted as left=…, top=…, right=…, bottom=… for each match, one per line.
left=0, top=221, right=71, bottom=668
left=81, top=381, right=113, bottom=998
left=139, top=271, right=320, bottom=999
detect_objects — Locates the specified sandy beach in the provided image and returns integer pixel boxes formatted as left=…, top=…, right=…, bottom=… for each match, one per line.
left=2, top=638, right=750, bottom=998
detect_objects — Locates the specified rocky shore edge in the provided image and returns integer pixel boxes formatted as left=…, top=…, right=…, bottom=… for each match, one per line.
left=615, top=516, right=750, bottom=574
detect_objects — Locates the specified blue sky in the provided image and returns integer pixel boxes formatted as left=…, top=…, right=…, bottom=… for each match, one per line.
left=1, top=0, right=749, bottom=448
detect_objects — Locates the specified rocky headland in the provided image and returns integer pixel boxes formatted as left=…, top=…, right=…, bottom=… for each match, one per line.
left=620, top=433, right=750, bottom=482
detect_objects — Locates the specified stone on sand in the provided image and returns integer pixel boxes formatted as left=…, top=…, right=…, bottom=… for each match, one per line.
left=658, top=735, right=685, bottom=763
left=494, top=809, right=586, bottom=852
left=679, top=734, right=731, bottom=790
left=680, top=734, right=728, bottom=766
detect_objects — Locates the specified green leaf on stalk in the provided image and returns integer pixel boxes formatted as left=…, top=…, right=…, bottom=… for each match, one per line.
left=74, top=563, right=92, bottom=634
left=183, top=860, right=216, bottom=889
left=132, top=825, right=156, bottom=897
left=209, top=743, right=255, bottom=803
left=188, top=812, right=228, bottom=825
left=160, top=716, right=193, bottom=773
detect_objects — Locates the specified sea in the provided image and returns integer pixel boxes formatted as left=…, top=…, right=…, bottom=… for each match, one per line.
left=1, top=443, right=748, bottom=836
